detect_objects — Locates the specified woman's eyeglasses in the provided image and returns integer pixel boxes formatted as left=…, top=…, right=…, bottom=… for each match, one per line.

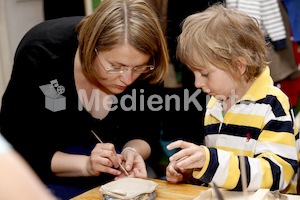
left=95, top=49, right=155, bottom=74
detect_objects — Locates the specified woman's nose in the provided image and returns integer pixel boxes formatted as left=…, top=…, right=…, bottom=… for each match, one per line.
left=120, top=70, right=135, bottom=85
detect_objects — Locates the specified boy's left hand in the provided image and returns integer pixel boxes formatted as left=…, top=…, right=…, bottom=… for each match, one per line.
left=167, top=140, right=206, bottom=171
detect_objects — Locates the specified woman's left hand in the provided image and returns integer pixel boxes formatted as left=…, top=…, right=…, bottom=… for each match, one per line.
left=114, top=148, right=147, bottom=180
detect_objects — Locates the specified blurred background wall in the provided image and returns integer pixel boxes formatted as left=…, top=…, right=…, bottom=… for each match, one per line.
left=0, top=0, right=44, bottom=106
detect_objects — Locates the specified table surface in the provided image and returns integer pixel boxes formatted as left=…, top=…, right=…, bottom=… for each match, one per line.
left=70, top=178, right=209, bottom=200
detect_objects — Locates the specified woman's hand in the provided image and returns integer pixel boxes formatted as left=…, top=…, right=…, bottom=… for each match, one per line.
left=87, top=143, right=122, bottom=176
left=114, top=147, right=147, bottom=180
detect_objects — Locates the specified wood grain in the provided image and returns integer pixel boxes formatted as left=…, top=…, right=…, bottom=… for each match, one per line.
left=71, top=178, right=209, bottom=200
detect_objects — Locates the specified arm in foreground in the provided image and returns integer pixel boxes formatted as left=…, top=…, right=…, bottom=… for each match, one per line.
left=0, top=149, right=57, bottom=200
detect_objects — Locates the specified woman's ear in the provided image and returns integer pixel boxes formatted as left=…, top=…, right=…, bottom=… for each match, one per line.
left=236, top=57, right=247, bottom=75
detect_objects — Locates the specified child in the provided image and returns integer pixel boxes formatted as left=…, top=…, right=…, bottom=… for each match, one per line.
left=166, top=3, right=299, bottom=194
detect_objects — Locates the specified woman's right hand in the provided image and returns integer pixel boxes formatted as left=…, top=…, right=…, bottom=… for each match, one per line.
left=87, top=143, right=122, bottom=176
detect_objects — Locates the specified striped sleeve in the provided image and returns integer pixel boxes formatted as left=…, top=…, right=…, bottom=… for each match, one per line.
left=261, top=0, right=287, bottom=50
left=226, top=0, right=287, bottom=50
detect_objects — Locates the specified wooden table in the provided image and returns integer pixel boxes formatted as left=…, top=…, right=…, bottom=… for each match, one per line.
left=71, top=178, right=209, bottom=200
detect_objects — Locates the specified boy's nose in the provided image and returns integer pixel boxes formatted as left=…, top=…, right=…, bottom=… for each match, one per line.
left=194, top=72, right=205, bottom=89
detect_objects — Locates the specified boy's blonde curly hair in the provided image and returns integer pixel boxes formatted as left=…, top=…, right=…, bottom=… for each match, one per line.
left=177, top=3, right=269, bottom=82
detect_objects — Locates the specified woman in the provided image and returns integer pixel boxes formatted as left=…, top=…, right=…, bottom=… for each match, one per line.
left=0, top=0, right=169, bottom=199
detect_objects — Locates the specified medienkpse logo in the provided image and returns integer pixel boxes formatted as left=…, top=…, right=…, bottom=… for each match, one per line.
left=39, top=80, right=207, bottom=112
left=78, top=88, right=208, bottom=112
left=39, top=81, right=247, bottom=112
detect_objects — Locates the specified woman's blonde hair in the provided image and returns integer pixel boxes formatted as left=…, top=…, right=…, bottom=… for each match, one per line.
left=76, top=0, right=169, bottom=84
left=177, top=3, right=269, bottom=82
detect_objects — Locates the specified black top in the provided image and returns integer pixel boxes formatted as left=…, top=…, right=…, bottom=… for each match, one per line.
left=0, top=17, right=162, bottom=190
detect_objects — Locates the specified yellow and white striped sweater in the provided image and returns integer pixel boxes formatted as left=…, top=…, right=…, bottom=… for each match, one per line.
left=193, top=67, right=299, bottom=193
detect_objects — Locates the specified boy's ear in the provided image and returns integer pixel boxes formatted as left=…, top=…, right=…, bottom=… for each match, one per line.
left=236, top=57, right=247, bottom=75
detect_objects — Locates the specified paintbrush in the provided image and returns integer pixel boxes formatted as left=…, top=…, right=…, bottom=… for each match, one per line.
left=91, top=130, right=129, bottom=176
left=212, top=182, right=224, bottom=200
